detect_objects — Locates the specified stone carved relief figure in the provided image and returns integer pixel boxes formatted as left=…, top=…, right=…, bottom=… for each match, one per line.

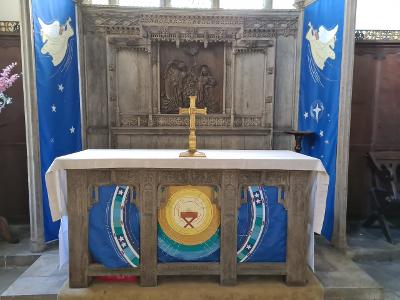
left=162, top=62, right=217, bottom=114
left=196, top=65, right=217, bottom=110
left=181, top=65, right=197, bottom=108
left=163, top=60, right=187, bottom=113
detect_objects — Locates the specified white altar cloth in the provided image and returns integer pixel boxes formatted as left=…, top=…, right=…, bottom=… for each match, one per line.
left=45, top=149, right=329, bottom=269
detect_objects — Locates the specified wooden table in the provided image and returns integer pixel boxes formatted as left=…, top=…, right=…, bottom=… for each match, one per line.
left=45, top=150, right=327, bottom=288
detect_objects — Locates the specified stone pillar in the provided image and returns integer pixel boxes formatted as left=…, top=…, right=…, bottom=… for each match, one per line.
left=264, top=0, right=273, bottom=9
left=332, top=0, right=358, bottom=250
left=212, top=0, right=219, bottom=9
left=20, top=0, right=46, bottom=252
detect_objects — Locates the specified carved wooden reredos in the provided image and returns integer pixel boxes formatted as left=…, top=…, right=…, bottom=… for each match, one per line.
left=79, top=5, right=300, bottom=150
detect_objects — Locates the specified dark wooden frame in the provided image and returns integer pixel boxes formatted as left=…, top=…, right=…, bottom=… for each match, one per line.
left=67, top=168, right=314, bottom=287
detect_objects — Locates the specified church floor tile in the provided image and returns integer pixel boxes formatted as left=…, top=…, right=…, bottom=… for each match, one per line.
left=0, top=266, right=28, bottom=295
left=1, top=224, right=397, bottom=300
left=0, top=254, right=67, bottom=300
left=58, top=271, right=323, bottom=300
left=357, top=259, right=400, bottom=300
left=347, top=222, right=400, bottom=262
left=315, top=237, right=384, bottom=300
left=0, top=225, right=55, bottom=268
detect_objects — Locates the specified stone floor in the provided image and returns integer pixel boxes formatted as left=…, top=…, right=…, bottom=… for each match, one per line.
left=59, top=272, right=323, bottom=300
left=314, top=236, right=383, bottom=300
left=0, top=225, right=37, bottom=296
left=357, top=260, right=400, bottom=300
left=347, top=223, right=400, bottom=300
left=0, top=225, right=41, bottom=267
left=1, top=254, right=68, bottom=300
left=0, top=225, right=67, bottom=300
left=347, top=222, right=400, bottom=261
left=2, top=224, right=400, bottom=299
left=0, top=267, right=28, bottom=295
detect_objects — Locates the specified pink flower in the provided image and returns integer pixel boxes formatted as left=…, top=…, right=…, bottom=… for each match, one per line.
left=0, top=62, right=20, bottom=93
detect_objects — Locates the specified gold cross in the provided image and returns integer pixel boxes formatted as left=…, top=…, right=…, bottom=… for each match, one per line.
left=179, top=96, right=207, bottom=158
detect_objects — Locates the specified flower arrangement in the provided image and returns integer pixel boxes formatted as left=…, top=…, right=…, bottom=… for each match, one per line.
left=0, top=62, right=22, bottom=244
left=0, top=62, right=20, bottom=113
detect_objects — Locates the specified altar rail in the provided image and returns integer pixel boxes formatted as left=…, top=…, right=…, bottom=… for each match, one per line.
left=67, top=168, right=314, bottom=287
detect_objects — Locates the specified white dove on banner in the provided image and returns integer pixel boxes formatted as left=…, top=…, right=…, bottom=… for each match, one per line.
left=38, top=17, right=74, bottom=67
left=306, top=22, right=338, bottom=70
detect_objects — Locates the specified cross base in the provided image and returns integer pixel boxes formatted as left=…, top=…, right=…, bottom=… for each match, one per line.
left=179, top=150, right=206, bottom=158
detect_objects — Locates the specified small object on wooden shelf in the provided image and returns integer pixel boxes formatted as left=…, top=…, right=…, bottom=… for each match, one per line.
left=179, top=96, right=207, bottom=158
left=284, top=130, right=314, bottom=153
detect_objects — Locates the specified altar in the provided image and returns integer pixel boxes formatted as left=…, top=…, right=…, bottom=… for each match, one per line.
left=46, top=149, right=328, bottom=288
left=43, top=4, right=324, bottom=288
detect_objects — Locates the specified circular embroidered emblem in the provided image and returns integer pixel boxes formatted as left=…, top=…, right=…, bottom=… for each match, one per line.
left=159, top=187, right=220, bottom=246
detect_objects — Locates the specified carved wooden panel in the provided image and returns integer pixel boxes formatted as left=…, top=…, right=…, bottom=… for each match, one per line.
left=80, top=6, right=300, bottom=150
left=160, top=42, right=224, bottom=114
left=234, top=50, right=266, bottom=115
left=348, top=43, right=400, bottom=219
left=117, top=48, right=151, bottom=114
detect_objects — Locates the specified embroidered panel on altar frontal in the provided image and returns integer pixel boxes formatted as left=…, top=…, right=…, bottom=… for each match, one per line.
left=88, top=184, right=287, bottom=268
left=158, top=186, right=221, bottom=262
left=89, top=185, right=140, bottom=269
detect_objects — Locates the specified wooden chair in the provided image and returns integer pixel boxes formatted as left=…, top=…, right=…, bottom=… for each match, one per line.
left=364, top=151, right=400, bottom=244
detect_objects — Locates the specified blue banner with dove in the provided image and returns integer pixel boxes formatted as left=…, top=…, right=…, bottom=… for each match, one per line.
left=32, top=0, right=82, bottom=241
left=298, top=0, right=345, bottom=240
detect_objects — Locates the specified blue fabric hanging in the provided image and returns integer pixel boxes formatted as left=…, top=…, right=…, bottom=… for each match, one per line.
left=298, top=0, right=345, bottom=240
left=32, top=0, right=82, bottom=241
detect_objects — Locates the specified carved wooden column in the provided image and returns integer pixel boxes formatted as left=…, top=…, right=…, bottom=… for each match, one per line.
left=67, top=170, right=91, bottom=288
left=106, top=39, right=117, bottom=148
left=333, top=0, right=358, bottom=251
left=220, top=170, right=239, bottom=285
left=139, top=170, right=158, bottom=286
left=285, top=170, right=313, bottom=285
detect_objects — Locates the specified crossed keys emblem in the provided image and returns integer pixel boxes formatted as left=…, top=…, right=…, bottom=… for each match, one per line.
left=180, top=211, right=198, bottom=228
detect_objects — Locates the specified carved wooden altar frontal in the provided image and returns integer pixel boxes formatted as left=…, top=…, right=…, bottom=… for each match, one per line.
left=67, top=168, right=313, bottom=287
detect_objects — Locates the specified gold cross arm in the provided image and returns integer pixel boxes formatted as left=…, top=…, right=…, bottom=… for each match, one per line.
left=178, top=96, right=207, bottom=157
